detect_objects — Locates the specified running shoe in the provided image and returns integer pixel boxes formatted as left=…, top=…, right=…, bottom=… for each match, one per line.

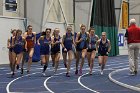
left=75, top=70, right=78, bottom=75
left=27, top=70, right=30, bottom=74
left=16, top=64, right=19, bottom=70
left=66, top=73, right=70, bottom=77
left=54, top=68, right=57, bottom=74
left=11, top=72, right=15, bottom=78
left=100, top=70, right=103, bottom=75
left=52, top=63, right=55, bottom=67
left=64, top=63, right=67, bottom=68
left=41, top=62, right=43, bottom=66
left=42, top=72, right=46, bottom=76
left=21, top=68, right=23, bottom=74
left=10, top=71, right=13, bottom=74
left=134, top=71, right=137, bottom=75
left=89, top=70, right=92, bottom=75
left=129, top=72, right=135, bottom=76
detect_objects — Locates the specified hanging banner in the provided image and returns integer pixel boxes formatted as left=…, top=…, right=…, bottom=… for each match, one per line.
left=122, top=1, right=129, bottom=29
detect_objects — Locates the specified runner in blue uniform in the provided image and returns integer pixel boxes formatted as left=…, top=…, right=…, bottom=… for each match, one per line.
left=75, top=24, right=89, bottom=75
left=11, top=29, right=27, bottom=77
left=38, top=28, right=52, bottom=76
left=62, top=26, right=75, bottom=77
left=96, top=32, right=111, bottom=75
left=51, top=28, right=62, bottom=73
left=7, top=29, right=16, bottom=73
left=87, top=27, right=99, bottom=75
left=24, top=25, right=36, bottom=74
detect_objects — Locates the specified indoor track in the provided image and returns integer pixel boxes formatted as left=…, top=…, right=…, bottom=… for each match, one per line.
left=0, top=55, right=140, bottom=93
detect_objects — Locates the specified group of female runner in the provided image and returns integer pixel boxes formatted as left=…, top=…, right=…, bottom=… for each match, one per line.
left=7, top=24, right=111, bottom=77
left=7, top=25, right=36, bottom=77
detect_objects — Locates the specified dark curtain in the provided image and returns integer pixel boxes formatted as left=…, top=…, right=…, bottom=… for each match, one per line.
left=90, top=0, right=119, bottom=56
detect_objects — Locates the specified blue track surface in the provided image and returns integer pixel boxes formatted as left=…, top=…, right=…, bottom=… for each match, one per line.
left=0, top=55, right=140, bottom=93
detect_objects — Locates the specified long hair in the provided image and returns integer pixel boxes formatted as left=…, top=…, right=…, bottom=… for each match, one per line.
left=11, top=29, right=17, bottom=34
left=41, top=28, right=51, bottom=36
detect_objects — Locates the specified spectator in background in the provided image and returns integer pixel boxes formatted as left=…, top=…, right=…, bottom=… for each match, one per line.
left=125, top=18, right=140, bottom=75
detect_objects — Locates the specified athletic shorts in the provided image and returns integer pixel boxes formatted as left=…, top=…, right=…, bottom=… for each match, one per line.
left=23, top=49, right=26, bottom=52
left=76, top=47, right=87, bottom=52
left=62, top=47, right=72, bottom=53
left=98, top=52, right=108, bottom=56
left=87, top=48, right=96, bottom=52
left=40, top=50, right=50, bottom=55
left=13, top=49, right=23, bottom=54
left=9, top=48, right=13, bottom=52
left=51, top=48, right=60, bottom=55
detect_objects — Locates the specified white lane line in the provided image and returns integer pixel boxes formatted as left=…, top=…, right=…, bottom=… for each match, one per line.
left=43, top=61, right=129, bottom=93
left=4, top=56, right=130, bottom=93
left=6, top=68, right=68, bottom=93
left=44, top=68, right=88, bottom=93
left=109, top=68, right=140, bottom=92
left=44, top=72, right=66, bottom=93
left=6, top=72, right=40, bottom=93
left=78, top=73, right=100, bottom=93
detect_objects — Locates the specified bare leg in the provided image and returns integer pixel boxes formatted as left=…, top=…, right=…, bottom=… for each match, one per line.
left=66, top=50, right=73, bottom=77
left=87, top=52, right=91, bottom=67
left=98, top=56, right=103, bottom=75
left=75, top=51, right=80, bottom=74
left=62, top=52, right=67, bottom=68
left=11, top=52, right=16, bottom=77
left=54, top=53, right=60, bottom=73
left=27, top=48, right=34, bottom=73
left=9, top=51, right=13, bottom=71
left=21, top=51, right=27, bottom=74
left=51, top=54, right=55, bottom=67
left=79, top=49, right=87, bottom=75
left=89, top=51, right=96, bottom=75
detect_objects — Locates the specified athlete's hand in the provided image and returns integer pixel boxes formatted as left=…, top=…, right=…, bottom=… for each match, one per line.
left=96, top=50, right=98, bottom=54
left=55, top=41, right=60, bottom=44
left=25, top=48, right=28, bottom=52
left=64, top=48, right=67, bottom=51
left=48, top=41, right=51, bottom=44
left=89, top=44, right=91, bottom=49
left=79, top=38, right=83, bottom=42
left=38, top=43, right=40, bottom=45
left=106, top=52, right=109, bottom=55
left=7, top=46, right=10, bottom=49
